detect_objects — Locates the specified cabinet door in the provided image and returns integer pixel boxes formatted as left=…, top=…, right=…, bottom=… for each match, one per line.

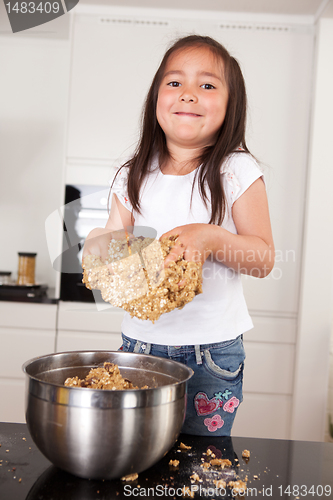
left=0, top=323, right=55, bottom=424
left=67, top=14, right=173, bottom=161
left=57, top=330, right=122, bottom=352
left=0, top=302, right=57, bottom=330
left=232, top=393, right=292, bottom=439
left=213, top=25, right=313, bottom=315
left=58, top=301, right=124, bottom=333
left=0, top=327, right=55, bottom=379
left=0, top=380, right=25, bottom=423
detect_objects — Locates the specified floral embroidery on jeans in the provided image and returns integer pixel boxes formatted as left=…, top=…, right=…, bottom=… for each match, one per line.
left=215, top=389, right=233, bottom=401
left=194, top=392, right=222, bottom=416
left=223, top=396, right=240, bottom=413
left=204, top=414, right=224, bottom=432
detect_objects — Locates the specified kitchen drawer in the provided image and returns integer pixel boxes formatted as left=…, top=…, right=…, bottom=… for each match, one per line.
left=243, top=341, right=295, bottom=395
left=0, top=327, right=55, bottom=379
left=0, top=379, right=25, bottom=423
left=232, top=393, right=292, bottom=439
left=0, top=302, right=57, bottom=330
left=56, top=330, right=122, bottom=352
left=58, top=301, right=124, bottom=333
left=246, top=314, right=297, bottom=344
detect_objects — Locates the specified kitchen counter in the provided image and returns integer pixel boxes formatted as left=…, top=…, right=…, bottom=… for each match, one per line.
left=0, top=285, right=58, bottom=304
left=1, top=423, right=333, bottom=499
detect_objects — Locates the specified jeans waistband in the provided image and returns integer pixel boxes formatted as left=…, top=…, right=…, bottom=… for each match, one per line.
left=124, top=334, right=241, bottom=357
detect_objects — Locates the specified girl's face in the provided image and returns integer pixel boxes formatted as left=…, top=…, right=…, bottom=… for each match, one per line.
left=156, top=46, right=229, bottom=152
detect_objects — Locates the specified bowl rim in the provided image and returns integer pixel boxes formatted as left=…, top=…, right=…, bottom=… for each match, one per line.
left=22, top=349, right=194, bottom=393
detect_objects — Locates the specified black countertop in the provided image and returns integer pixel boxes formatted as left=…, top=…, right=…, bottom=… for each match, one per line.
left=0, top=286, right=58, bottom=304
left=1, top=422, right=333, bottom=499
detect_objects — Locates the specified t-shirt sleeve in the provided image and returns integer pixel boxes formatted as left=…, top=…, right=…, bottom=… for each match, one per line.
left=221, top=153, right=264, bottom=207
left=109, top=165, right=133, bottom=211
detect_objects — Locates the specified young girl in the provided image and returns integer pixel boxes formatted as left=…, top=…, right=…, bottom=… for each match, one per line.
left=83, top=35, right=274, bottom=436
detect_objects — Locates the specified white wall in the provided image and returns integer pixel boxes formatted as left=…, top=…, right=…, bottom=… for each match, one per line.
left=0, top=35, right=70, bottom=289
left=322, top=0, right=333, bottom=445
left=290, top=15, right=333, bottom=442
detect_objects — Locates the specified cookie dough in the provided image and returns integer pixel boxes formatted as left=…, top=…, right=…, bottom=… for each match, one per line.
left=64, top=362, right=137, bottom=390
left=82, top=235, right=202, bottom=322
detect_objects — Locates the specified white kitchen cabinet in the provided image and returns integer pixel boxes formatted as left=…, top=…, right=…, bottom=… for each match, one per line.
left=236, top=314, right=296, bottom=439
left=67, top=14, right=172, bottom=162
left=0, top=302, right=57, bottom=423
left=0, top=380, right=26, bottom=425
left=56, top=301, right=123, bottom=352
left=233, top=393, right=292, bottom=440
left=57, top=330, right=121, bottom=352
left=243, top=341, right=295, bottom=396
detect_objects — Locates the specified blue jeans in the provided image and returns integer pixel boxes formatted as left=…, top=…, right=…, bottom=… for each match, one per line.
left=119, top=334, right=245, bottom=436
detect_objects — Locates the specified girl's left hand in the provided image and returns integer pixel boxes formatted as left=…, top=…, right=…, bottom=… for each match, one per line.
left=160, top=223, right=213, bottom=267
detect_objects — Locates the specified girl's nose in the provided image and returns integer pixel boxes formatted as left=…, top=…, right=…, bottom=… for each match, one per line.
left=179, top=88, right=198, bottom=103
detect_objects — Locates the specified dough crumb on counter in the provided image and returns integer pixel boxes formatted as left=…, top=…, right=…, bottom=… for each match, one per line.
left=228, top=479, right=247, bottom=495
left=121, top=473, right=138, bottom=481
left=190, top=472, right=201, bottom=482
left=211, top=458, right=232, bottom=468
left=179, top=442, right=192, bottom=450
left=182, top=486, right=195, bottom=498
left=214, top=478, right=227, bottom=489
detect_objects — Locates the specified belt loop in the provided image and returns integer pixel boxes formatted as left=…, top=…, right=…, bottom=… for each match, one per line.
left=133, top=341, right=142, bottom=353
left=144, top=343, right=151, bottom=354
left=195, top=345, right=202, bottom=365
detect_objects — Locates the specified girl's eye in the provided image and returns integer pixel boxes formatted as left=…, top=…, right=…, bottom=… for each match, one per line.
left=201, top=83, right=215, bottom=90
left=167, top=81, right=181, bottom=87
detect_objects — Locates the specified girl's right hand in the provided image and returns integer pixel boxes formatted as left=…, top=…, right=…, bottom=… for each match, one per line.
left=82, top=227, right=135, bottom=264
left=82, top=227, right=113, bottom=263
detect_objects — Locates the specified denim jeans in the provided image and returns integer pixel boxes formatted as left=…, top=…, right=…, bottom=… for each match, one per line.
left=119, top=334, right=245, bottom=436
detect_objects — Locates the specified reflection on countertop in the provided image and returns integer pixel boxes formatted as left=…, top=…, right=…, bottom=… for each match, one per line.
left=0, top=285, right=58, bottom=304
left=1, top=422, right=333, bottom=500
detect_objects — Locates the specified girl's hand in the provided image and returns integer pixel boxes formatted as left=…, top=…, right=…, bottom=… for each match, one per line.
left=160, top=180, right=275, bottom=278
left=82, top=228, right=135, bottom=264
left=82, top=227, right=113, bottom=263
left=160, top=223, right=213, bottom=267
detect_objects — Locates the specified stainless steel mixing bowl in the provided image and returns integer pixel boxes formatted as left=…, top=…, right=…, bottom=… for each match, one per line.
left=22, top=351, right=193, bottom=480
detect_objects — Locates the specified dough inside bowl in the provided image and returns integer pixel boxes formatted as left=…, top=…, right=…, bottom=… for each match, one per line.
left=82, top=235, right=202, bottom=322
left=64, top=361, right=148, bottom=390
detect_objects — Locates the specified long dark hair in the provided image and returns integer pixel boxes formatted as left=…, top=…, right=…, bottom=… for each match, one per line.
left=113, top=35, right=250, bottom=225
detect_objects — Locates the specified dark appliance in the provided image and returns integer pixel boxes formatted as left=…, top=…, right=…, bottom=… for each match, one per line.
left=57, top=184, right=109, bottom=302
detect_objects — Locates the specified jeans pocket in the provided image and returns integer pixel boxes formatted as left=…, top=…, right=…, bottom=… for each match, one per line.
left=202, top=337, right=245, bottom=385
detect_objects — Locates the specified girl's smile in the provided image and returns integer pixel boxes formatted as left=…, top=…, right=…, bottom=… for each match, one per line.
left=174, top=112, right=202, bottom=117
left=156, top=46, right=229, bottom=152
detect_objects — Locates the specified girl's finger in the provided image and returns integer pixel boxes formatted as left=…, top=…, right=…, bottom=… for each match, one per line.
left=159, top=229, right=181, bottom=241
left=164, top=245, right=184, bottom=267
left=177, top=278, right=187, bottom=288
left=186, top=248, right=203, bottom=264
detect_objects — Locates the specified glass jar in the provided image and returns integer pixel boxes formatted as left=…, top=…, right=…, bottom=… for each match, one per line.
left=17, top=252, right=37, bottom=285
left=0, top=271, right=12, bottom=285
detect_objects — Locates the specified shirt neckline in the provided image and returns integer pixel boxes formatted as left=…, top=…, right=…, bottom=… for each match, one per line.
left=159, top=169, right=196, bottom=178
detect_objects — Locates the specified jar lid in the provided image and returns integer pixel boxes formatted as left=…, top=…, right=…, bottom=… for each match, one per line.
left=18, top=252, right=37, bottom=257
left=0, top=271, right=12, bottom=276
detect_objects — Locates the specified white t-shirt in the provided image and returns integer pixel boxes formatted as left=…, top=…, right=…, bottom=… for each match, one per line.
left=111, top=153, right=263, bottom=346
